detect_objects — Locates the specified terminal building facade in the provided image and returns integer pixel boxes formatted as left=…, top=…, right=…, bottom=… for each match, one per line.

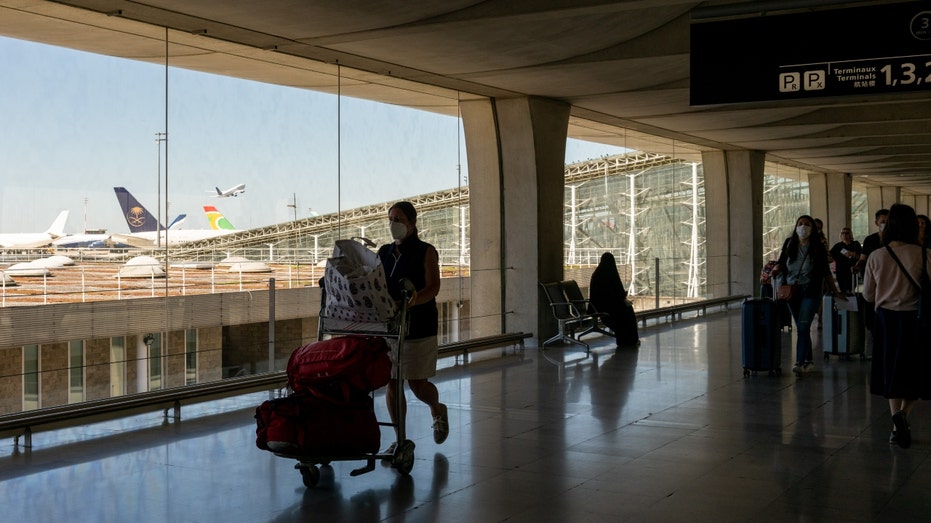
left=1, top=151, right=876, bottom=414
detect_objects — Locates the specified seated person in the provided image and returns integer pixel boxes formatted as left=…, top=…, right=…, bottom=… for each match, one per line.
left=588, top=252, right=640, bottom=347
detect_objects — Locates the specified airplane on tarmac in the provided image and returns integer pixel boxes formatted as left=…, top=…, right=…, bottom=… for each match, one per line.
left=203, top=205, right=237, bottom=231
left=111, top=187, right=189, bottom=247
left=51, top=231, right=132, bottom=250
left=0, top=210, right=69, bottom=249
left=111, top=187, right=237, bottom=246
left=210, top=184, right=245, bottom=198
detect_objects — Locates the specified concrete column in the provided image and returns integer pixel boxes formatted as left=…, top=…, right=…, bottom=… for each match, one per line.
left=460, top=99, right=503, bottom=338
left=915, top=196, right=930, bottom=216
left=809, top=172, right=827, bottom=226
left=461, top=96, right=570, bottom=339
left=824, top=173, right=852, bottom=244
left=867, top=186, right=901, bottom=222
left=703, top=149, right=765, bottom=298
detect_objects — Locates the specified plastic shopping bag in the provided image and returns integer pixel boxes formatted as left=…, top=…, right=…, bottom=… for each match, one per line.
left=323, top=239, right=397, bottom=323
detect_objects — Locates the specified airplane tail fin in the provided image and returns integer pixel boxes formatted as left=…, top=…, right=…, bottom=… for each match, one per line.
left=216, top=187, right=223, bottom=196
left=114, top=187, right=163, bottom=233
left=203, top=206, right=236, bottom=230
left=45, top=210, right=70, bottom=237
left=167, top=214, right=188, bottom=230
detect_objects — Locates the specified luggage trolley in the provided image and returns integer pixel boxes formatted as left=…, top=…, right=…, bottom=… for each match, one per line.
left=272, top=240, right=416, bottom=489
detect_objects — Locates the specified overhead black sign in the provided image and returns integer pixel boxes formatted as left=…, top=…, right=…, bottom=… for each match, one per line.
left=690, top=1, right=931, bottom=105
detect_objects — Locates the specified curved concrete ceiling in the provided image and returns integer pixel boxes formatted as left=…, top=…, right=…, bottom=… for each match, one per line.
left=2, top=0, right=930, bottom=194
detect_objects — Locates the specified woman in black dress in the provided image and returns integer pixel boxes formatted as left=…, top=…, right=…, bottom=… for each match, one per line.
left=588, top=252, right=639, bottom=347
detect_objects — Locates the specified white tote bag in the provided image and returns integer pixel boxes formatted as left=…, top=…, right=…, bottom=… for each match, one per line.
left=323, top=239, right=398, bottom=323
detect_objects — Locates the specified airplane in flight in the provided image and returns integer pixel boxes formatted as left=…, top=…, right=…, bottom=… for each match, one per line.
left=0, top=210, right=69, bottom=249
left=211, top=184, right=245, bottom=198
left=111, top=187, right=237, bottom=246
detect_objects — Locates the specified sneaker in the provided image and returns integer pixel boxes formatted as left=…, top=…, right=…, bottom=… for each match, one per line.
left=802, top=362, right=814, bottom=374
left=792, top=363, right=802, bottom=376
left=433, top=405, right=449, bottom=444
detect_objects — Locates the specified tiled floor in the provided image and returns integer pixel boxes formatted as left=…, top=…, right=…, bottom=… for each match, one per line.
left=2, top=308, right=930, bottom=522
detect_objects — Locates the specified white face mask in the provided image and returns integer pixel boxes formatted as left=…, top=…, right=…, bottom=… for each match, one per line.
left=389, top=221, right=408, bottom=241
left=796, top=225, right=811, bottom=239
left=879, top=222, right=886, bottom=232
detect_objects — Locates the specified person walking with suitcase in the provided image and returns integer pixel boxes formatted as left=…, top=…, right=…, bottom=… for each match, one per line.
left=830, top=228, right=862, bottom=293
left=378, top=201, right=449, bottom=455
left=772, top=215, right=844, bottom=376
left=862, top=203, right=931, bottom=448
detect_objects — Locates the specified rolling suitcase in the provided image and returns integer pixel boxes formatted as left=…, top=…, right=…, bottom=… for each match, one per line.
left=741, top=298, right=782, bottom=376
left=760, top=284, right=792, bottom=331
left=821, top=294, right=866, bottom=360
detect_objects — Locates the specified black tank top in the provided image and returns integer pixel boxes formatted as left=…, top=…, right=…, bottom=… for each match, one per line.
left=378, top=235, right=438, bottom=339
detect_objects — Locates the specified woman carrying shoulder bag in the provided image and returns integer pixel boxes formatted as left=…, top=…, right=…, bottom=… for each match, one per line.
left=772, top=215, right=843, bottom=376
left=862, top=203, right=931, bottom=448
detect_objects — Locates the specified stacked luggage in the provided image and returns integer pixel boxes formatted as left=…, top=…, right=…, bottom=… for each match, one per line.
left=257, top=238, right=417, bottom=488
left=255, top=335, right=391, bottom=456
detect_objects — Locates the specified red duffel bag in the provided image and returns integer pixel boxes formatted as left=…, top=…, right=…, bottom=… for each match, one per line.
left=286, top=335, right=391, bottom=397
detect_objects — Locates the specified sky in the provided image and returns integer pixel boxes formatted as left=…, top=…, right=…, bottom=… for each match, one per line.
left=0, top=36, right=626, bottom=234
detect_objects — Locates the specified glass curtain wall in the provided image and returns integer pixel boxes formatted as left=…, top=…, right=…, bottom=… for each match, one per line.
left=0, top=36, right=852, bottom=418
left=763, top=163, right=812, bottom=261
left=564, top=154, right=706, bottom=303
left=851, top=185, right=870, bottom=241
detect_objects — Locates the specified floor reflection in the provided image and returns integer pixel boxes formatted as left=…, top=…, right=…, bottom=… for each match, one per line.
left=2, top=310, right=928, bottom=521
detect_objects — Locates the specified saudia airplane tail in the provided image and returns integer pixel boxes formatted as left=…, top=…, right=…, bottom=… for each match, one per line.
left=203, top=205, right=236, bottom=231
left=113, top=187, right=169, bottom=233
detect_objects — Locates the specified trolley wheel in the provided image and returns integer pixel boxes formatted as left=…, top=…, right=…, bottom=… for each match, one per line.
left=391, top=439, right=416, bottom=475
left=298, top=464, right=320, bottom=488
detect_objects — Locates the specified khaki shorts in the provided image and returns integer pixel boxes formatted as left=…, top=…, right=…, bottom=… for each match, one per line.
left=387, top=336, right=438, bottom=380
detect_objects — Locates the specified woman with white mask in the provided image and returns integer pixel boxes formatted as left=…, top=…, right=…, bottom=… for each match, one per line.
left=772, top=215, right=844, bottom=376
left=377, top=201, right=448, bottom=456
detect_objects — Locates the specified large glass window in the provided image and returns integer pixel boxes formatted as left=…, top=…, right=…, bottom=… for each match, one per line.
left=110, top=337, right=125, bottom=397
left=564, top=153, right=706, bottom=301
left=763, top=163, right=811, bottom=260
left=851, top=186, right=870, bottom=241
left=148, top=332, right=163, bottom=391
left=185, top=329, right=197, bottom=385
left=23, top=344, right=39, bottom=410
left=69, top=340, right=84, bottom=403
